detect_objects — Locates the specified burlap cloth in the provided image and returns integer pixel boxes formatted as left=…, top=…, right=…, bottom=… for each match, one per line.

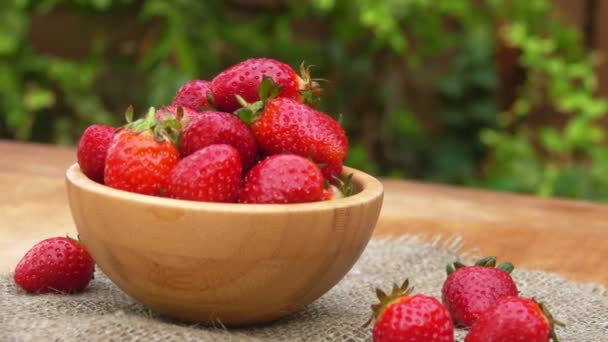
left=1, top=236, right=607, bottom=341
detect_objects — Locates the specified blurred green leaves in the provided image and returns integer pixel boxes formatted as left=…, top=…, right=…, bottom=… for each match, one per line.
left=0, top=0, right=607, bottom=201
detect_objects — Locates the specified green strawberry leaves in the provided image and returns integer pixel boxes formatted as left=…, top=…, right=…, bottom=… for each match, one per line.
left=121, top=106, right=183, bottom=147
left=298, top=62, right=323, bottom=108
left=235, top=76, right=283, bottom=124
left=536, top=300, right=564, bottom=342
left=125, top=105, right=135, bottom=124
left=259, top=75, right=284, bottom=101
left=235, top=96, right=264, bottom=124
left=447, top=256, right=515, bottom=275
left=496, top=262, right=514, bottom=273
left=364, top=278, right=415, bottom=327
left=333, top=173, right=354, bottom=197
left=475, top=256, right=497, bottom=267
left=446, top=261, right=466, bottom=275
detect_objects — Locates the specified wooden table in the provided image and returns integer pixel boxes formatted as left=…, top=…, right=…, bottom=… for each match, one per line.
left=1, top=140, right=607, bottom=285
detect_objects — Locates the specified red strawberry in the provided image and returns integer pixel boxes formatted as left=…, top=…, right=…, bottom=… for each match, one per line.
left=179, top=111, right=258, bottom=169
left=465, top=297, right=562, bottom=342
left=166, top=144, right=242, bottom=202
left=368, top=279, right=454, bottom=342
left=240, top=154, right=325, bottom=204
left=14, top=237, right=95, bottom=293
left=172, top=80, right=213, bottom=111
left=155, top=105, right=200, bottom=121
left=442, top=256, right=518, bottom=328
left=105, top=108, right=180, bottom=196
left=77, top=124, right=115, bottom=183
left=210, top=58, right=320, bottom=112
left=240, top=95, right=348, bottom=179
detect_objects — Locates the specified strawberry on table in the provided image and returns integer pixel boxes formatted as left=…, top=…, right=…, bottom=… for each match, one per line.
left=179, top=111, right=258, bottom=170
left=77, top=124, right=115, bottom=183
left=240, top=154, right=325, bottom=204
left=210, top=58, right=320, bottom=112
left=442, top=256, right=518, bottom=328
left=238, top=78, right=348, bottom=179
left=172, top=80, right=213, bottom=111
left=166, top=144, right=242, bottom=202
left=465, top=297, right=563, bottom=342
left=368, top=279, right=454, bottom=342
left=14, top=237, right=95, bottom=294
left=104, top=107, right=180, bottom=196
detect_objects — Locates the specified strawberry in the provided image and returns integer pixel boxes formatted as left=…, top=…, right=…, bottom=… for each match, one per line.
left=166, top=144, right=242, bottom=202
left=179, top=111, right=258, bottom=169
left=155, top=104, right=200, bottom=121
left=14, top=237, right=95, bottom=293
left=104, top=108, right=180, bottom=196
left=465, top=297, right=563, bottom=342
left=172, top=80, right=213, bottom=111
left=77, top=124, right=115, bottom=183
left=210, top=58, right=320, bottom=112
left=442, top=256, right=518, bottom=328
left=238, top=81, right=348, bottom=179
left=240, top=154, right=325, bottom=204
left=368, top=279, right=454, bottom=342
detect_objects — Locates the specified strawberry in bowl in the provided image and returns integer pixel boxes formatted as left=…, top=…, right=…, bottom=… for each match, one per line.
left=67, top=58, right=384, bottom=325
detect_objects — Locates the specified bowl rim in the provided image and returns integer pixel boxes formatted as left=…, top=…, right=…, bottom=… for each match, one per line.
left=66, top=163, right=384, bottom=213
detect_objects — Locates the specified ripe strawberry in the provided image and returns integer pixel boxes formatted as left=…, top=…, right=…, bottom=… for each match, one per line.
left=442, top=256, right=518, bottom=328
left=210, top=58, right=320, bottom=112
left=465, top=297, right=562, bottom=342
left=166, top=144, right=242, bottom=202
left=240, top=154, right=325, bottom=204
left=239, top=91, right=348, bottom=179
left=172, top=80, right=213, bottom=111
left=105, top=108, right=179, bottom=196
left=77, top=124, right=115, bottom=183
left=368, top=279, right=454, bottom=342
left=179, top=111, right=258, bottom=169
left=155, top=104, right=200, bottom=121
left=14, top=237, right=95, bottom=293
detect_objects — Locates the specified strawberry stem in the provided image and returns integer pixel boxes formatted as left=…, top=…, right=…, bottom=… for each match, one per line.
left=235, top=95, right=265, bottom=124
left=297, top=62, right=323, bottom=108
left=125, top=105, right=134, bottom=123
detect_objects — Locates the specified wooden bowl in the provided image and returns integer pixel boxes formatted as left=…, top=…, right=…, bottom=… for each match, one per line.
left=65, top=164, right=383, bottom=326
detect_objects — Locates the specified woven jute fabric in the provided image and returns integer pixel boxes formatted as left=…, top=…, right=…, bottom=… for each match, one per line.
left=1, top=236, right=607, bottom=341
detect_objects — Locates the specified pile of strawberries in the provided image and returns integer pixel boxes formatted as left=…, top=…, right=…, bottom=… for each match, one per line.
left=77, top=58, right=349, bottom=204
left=368, top=257, right=563, bottom=342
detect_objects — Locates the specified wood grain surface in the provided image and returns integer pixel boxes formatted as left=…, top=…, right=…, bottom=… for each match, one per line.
left=1, top=140, right=607, bottom=285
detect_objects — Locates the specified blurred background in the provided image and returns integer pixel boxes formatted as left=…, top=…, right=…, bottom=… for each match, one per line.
left=1, top=0, right=607, bottom=201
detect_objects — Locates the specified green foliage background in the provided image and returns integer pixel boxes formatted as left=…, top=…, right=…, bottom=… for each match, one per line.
left=1, top=0, right=607, bottom=200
